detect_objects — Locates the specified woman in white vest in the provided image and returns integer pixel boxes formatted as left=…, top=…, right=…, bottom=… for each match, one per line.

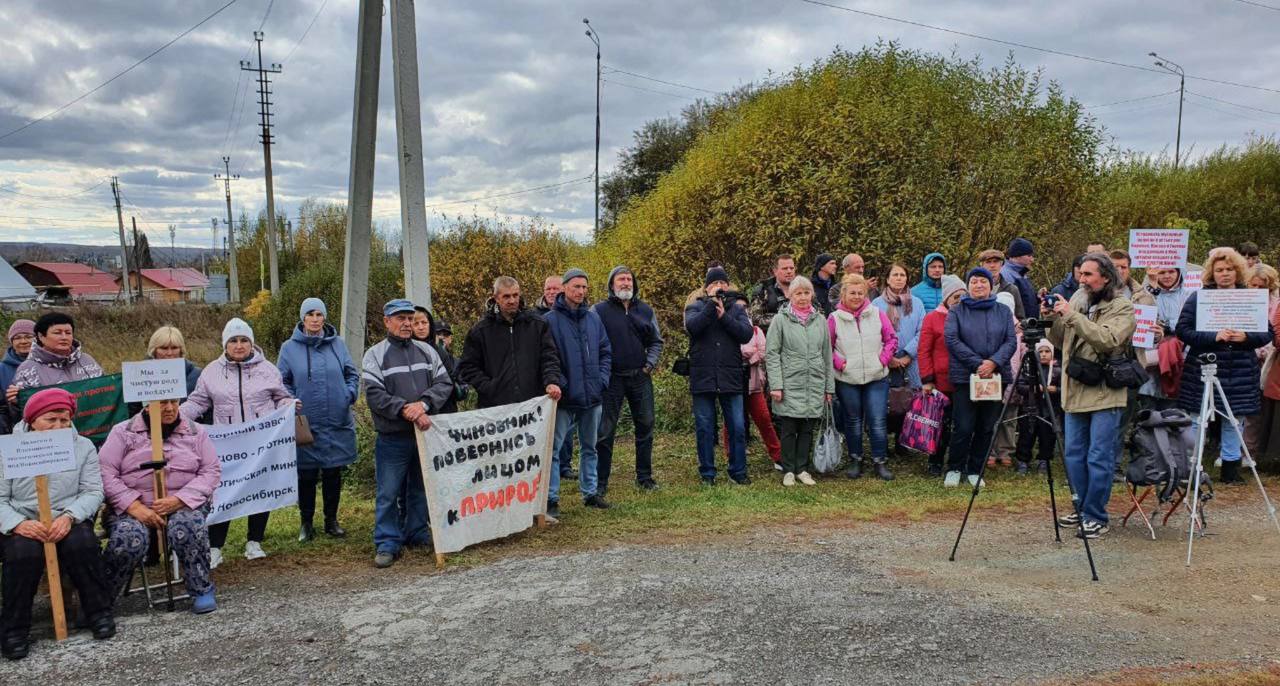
left=828, top=274, right=899, bottom=481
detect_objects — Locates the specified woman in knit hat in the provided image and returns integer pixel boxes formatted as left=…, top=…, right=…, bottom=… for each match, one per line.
left=0, top=388, right=116, bottom=658
left=0, top=319, right=35, bottom=434
left=277, top=298, right=359, bottom=542
left=181, top=317, right=294, bottom=567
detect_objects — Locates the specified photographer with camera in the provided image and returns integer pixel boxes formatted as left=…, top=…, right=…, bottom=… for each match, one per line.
left=686, top=267, right=756, bottom=485
left=1044, top=253, right=1137, bottom=539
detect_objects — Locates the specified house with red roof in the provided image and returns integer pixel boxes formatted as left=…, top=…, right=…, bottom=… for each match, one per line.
left=15, top=262, right=122, bottom=302
left=123, top=268, right=211, bottom=303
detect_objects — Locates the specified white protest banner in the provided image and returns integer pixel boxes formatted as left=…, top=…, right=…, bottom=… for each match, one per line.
left=1132, top=303, right=1158, bottom=349
left=0, top=428, right=77, bottom=479
left=1195, top=288, right=1271, bottom=332
left=205, top=405, right=298, bottom=525
left=416, top=395, right=554, bottom=556
left=1128, top=228, right=1189, bottom=269
left=1183, top=269, right=1203, bottom=291
left=121, top=358, right=189, bottom=403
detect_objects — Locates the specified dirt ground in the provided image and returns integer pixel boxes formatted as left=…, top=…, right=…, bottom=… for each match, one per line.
left=7, top=488, right=1280, bottom=685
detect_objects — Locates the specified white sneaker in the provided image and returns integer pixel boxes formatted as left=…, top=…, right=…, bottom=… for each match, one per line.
left=943, top=471, right=962, bottom=488
left=773, top=463, right=784, bottom=472
left=797, top=471, right=816, bottom=486
left=209, top=547, right=223, bottom=569
left=968, top=474, right=986, bottom=488
left=1214, top=457, right=1223, bottom=468
left=782, top=472, right=796, bottom=487
left=243, top=541, right=267, bottom=560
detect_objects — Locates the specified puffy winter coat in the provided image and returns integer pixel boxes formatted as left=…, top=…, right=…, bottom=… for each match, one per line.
left=828, top=301, right=895, bottom=386
left=11, top=341, right=103, bottom=391
left=872, top=292, right=925, bottom=388
left=181, top=348, right=293, bottom=425
left=918, top=306, right=954, bottom=395
left=458, top=301, right=562, bottom=408
left=944, top=297, right=1017, bottom=387
left=0, top=422, right=102, bottom=534
left=362, top=335, right=454, bottom=435
left=765, top=305, right=834, bottom=419
left=911, top=252, right=947, bottom=311
left=545, top=294, right=612, bottom=410
left=278, top=323, right=360, bottom=470
left=741, top=326, right=768, bottom=394
left=1000, top=261, right=1038, bottom=320
left=684, top=294, right=754, bottom=395
left=1046, top=290, right=1137, bottom=413
left=97, top=413, right=221, bottom=514
left=1176, top=290, right=1272, bottom=417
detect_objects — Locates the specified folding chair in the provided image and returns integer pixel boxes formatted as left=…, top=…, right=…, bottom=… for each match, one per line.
left=123, top=528, right=188, bottom=612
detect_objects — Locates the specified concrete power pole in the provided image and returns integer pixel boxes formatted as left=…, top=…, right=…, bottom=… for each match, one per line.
left=341, top=0, right=433, bottom=362
left=214, top=156, right=241, bottom=302
left=110, top=177, right=132, bottom=303
left=241, top=31, right=283, bottom=296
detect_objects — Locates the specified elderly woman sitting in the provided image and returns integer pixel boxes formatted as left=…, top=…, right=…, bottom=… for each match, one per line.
left=0, top=389, right=115, bottom=660
left=98, top=399, right=221, bottom=614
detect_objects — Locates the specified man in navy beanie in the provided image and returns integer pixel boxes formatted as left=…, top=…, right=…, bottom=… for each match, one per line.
left=1001, top=237, right=1038, bottom=318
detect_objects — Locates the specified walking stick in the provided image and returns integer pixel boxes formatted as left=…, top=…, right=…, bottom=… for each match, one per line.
left=140, top=401, right=177, bottom=610
left=34, top=475, right=68, bottom=640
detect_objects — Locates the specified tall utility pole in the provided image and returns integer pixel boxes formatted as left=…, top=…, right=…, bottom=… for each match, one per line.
left=214, top=156, right=241, bottom=302
left=169, top=224, right=177, bottom=276
left=390, top=0, right=432, bottom=309
left=109, top=177, right=132, bottom=303
left=1150, top=52, right=1185, bottom=169
left=241, top=31, right=282, bottom=295
left=584, top=18, right=601, bottom=239
left=131, top=217, right=144, bottom=301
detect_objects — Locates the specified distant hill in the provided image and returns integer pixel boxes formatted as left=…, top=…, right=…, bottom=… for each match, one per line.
left=0, top=241, right=218, bottom=270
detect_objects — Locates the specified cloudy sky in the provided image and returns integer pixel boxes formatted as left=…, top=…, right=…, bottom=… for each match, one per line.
left=1, top=0, right=1277, bottom=248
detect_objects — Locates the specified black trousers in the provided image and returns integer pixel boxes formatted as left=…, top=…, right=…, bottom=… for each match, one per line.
left=777, top=415, right=819, bottom=474
left=1, top=522, right=112, bottom=638
left=208, top=512, right=269, bottom=548
left=1015, top=411, right=1057, bottom=464
left=596, top=372, right=656, bottom=489
left=298, top=466, right=344, bottom=523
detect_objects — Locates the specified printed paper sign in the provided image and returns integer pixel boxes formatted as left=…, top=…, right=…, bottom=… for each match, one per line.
left=1128, top=229, right=1189, bottom=269
left=1183, top=269, right=1203, bottom=291
left=1195, top=288, right=1270, bottom=332
left=205, top=405, right=298, bottom=525
left=121, top=359, right=189, bottom=403
left=1132, top=304, right=1158, bottom=348
left=416, top=395, right=555, bottom=554
left=0, top=428, right=77, bottom=479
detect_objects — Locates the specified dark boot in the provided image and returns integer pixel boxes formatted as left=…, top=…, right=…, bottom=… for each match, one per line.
left=1220, top=460, right=1244, bottom=485
left=845, top=460, right=863, bottom=479
left=323, top=518, right=347, bottom=538
left=91, top=613, right=117, bottom=640
left=1, top=634, right=29, bottom=660
left=874, top=462, right=894, bottom=481
left=298, top=521, right=315, bottom=543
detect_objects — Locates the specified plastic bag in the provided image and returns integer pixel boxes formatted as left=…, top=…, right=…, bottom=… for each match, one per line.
left=900, top=390, right=950, bottom=455
left=812, top=403, right=843, bottom=473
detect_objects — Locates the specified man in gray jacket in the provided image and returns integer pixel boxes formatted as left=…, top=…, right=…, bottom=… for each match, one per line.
left=362, top=299, right=455, bottom=568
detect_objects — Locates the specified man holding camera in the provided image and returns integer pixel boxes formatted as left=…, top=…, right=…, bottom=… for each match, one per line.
left=1044, top=253, right=1137, bottom=539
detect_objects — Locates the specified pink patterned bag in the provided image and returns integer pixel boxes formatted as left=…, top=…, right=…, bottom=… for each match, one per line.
left=899, top=390, right=950, bottom=455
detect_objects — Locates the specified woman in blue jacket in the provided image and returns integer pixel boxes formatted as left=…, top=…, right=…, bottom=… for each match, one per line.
left=278, top=297, right=360, bottom=541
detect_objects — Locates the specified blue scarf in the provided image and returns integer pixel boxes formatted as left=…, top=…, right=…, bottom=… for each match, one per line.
left=961, top=295, right=997, bottom=310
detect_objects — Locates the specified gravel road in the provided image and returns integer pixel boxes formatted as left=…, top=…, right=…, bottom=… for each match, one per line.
left=8, top=494, right=1279, bottom=685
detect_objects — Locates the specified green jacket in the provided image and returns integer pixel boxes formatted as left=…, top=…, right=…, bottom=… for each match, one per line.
left=1047, top=289, right=1137, bottom=413
left=765, top=304, right=835, bottom=419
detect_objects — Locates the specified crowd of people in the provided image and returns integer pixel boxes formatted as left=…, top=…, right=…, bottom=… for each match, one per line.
left=1, top=238, right=1278, bottom=657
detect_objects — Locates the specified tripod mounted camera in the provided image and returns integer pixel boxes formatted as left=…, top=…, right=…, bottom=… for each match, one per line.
left=949, top=317, right=1100, bottom=581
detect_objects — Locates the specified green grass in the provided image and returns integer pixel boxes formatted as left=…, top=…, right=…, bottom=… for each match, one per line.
left=213, top=432, right=1063, bottom=574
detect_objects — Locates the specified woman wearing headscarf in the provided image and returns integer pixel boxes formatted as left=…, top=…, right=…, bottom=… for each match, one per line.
left=181, top=318, right=294, bottom=566
left=277, top=298, right=359, bottom=542
left=99, top=397, right=220, bottom=614
left=0, top=319, right=35, bottom=434
left=765, top=276, right=834, bottom=486
left=0, top=389, right=115, bottom=659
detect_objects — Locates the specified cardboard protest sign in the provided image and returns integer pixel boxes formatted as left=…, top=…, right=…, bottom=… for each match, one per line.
left=1195, top=289, right=1271, bottom=332
left=205, top=405, right=298, bottom=525
left=0, top=428, right=76, bottom=479
left=121, top=358, right=188, bottom=402
left=17, top=375, right=128, bottom=447
left=416, top=395, right=555, bottom=556
left=1128, top=229, right=1189, bottom=269
left=1132, top=303, right=1158, bottom=349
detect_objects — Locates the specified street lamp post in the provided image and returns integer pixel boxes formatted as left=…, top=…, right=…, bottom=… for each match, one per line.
left=1150, top=52, right=1185, bottom=169
left=584, top=18, right=601, bottom=238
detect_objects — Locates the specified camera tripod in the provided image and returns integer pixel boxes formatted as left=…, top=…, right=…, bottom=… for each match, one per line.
left=949, top=324, right=1099, bottom=581
left=1184, top=352, right=1280, bottom=566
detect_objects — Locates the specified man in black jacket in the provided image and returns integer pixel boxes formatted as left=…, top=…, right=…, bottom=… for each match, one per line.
left=592, top=266, right=664, bottom=494
left=457, top=276, right=562, bottom=409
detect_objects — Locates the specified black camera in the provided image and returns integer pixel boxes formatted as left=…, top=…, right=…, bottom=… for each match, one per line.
left=710, top=290, right=746, bottom=305
left=1021, top=317, right=1053, bottom=346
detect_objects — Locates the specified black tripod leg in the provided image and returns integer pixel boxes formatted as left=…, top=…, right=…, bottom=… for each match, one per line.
left=1044, top=444, right=1062, bottom=543
left=949, top=398, right=1007, bottom=562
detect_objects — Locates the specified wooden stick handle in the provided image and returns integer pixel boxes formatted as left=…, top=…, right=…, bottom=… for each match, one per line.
left=35, top=475, right=68, bottom=641
left=148, top=403, right=169, bottom=564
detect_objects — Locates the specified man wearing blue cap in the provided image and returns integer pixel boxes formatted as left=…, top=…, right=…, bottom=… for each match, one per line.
left=361, top=298, right=455, bottom=568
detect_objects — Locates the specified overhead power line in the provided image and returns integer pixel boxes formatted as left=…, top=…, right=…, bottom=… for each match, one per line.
left=603, top=79, right=699, bottom=101
left=796, top=0, right=1280, bottom=96
left=1185, top=90, right=1280, bottom=117
left=0, top=178, right=108, bottom=199
left=1082, top=89, right=1180, bottom=109
left=283, top=0, right=330, bottom=65
left=0, top=0, right=242, bottom=143
left=603, top=66, right=719, bottom=94
left=1232, top=0, right=1280, bottom=11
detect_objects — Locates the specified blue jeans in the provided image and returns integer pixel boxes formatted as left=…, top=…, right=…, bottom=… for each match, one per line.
left=835, top=378, right=889, bottom=464
left=1062, top=408, right=1124, bottom=525
left=693, top=393, right=745, bottom=480
left=551, top=405, right=603, bottom=501
left=1193, top=413, right=1244, bottom=462
left=374, top=432, right=430, bottom=554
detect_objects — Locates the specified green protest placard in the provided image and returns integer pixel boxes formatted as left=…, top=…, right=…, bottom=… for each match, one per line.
left=18, top=374, right=130, bottom=447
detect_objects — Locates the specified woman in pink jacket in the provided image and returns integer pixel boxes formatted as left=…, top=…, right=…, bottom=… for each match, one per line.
left=180, top=318, right=294, bottom=568
left=722, top=319, right=782, bottom=468
left=99, top=398, right=221, bottom=614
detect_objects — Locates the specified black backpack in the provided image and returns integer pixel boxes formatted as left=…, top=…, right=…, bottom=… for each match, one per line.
left=1127, top=408, right=1207, bottom=502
